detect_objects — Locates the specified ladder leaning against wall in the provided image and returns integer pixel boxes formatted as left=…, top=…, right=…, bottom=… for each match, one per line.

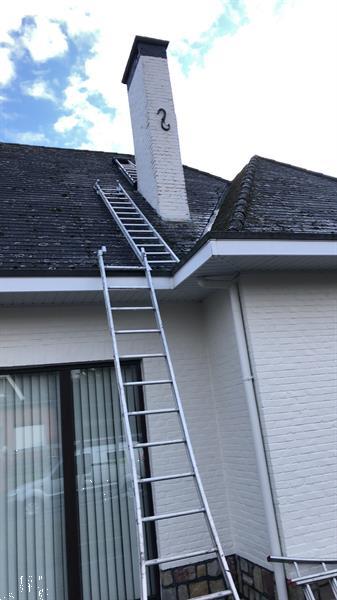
left=269, top=556, right=337, bottom=600
left=95, top=179, right=241, bottom=600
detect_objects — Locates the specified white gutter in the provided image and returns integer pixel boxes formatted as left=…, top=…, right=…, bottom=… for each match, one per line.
left=173, top=239, right=337, bottom=288
left=0, top=239, right=336, bottom=295
left=229, top=283, right=289, bottom=600
left=0, top=275, right=172, bottom=294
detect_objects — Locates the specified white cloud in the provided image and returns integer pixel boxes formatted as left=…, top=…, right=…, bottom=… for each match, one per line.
left=0, top=0, right=336, bottom=178
left=0, top=48, right=15, bottom=86
left=21, top=79, right=56, bottom=101
left=53, top=74, right=120, bottom=149
left=49, top=0, right=337, bottom=177
left=54, top=114, right=80, bottom=133
left=12, top=131, right=48, bottom=144
left=22, top=16, right=68, bottom=62
left=172, top=0, right=337, bottom=178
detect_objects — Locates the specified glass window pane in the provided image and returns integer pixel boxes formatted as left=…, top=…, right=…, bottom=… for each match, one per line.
left=71, top=365, right=156, bottom=600
left=0, top=372, right=68, bottom=600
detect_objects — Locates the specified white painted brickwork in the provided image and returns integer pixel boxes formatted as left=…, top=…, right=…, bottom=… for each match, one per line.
left=128, top=55, right=190, bottom=221
left=204, top=291, right=270, bottom=568
left=240, top=273, right=337, bottom=557
left=0, top=301, right=233, bottom=561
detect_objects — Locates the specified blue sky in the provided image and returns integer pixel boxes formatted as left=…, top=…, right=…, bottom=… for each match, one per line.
left=1, top=0, right=336, bottom=179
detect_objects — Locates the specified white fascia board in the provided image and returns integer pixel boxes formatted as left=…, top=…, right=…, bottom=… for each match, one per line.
left=0, top=275, right=172, bottom=294
left=173, top=239, right=337, bottom=288
left=212, top=239, right=337, bottom=256
left=0, top=239, right=336, bottom=295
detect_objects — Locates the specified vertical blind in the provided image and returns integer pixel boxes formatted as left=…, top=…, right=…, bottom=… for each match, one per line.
left=0, top=365, right=156, bottom=600
left=72, top=364, right=157, bottom=600
left=0, top=372, right=67, bottom=600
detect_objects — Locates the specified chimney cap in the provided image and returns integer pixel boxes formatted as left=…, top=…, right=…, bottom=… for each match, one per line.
left=122, top=35, right=169, bottom=86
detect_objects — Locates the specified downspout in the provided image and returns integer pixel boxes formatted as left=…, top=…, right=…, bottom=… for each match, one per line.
left=229, top=283, right=289, bottom=600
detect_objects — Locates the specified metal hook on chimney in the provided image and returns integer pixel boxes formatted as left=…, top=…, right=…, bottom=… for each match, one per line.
left=157, top=108, right=170, bottom=131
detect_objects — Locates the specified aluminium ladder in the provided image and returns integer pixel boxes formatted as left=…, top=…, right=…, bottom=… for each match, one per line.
left=94, top=179, right=179, bottom=266
left=269, top=556, right=337, bottom=600
left=114, top=157, right=138, bottom=186
left=97, top=246, right=240, bottom=600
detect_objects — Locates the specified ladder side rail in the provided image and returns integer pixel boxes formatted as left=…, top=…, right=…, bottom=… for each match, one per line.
left=322, top=563, right=337, bottom=599
left=94, top=181, right=143, bottom=262
left=114, top=158, right=137, bottom=186
left=269, top=557, right=337, bottom=600
left=293, top=561, right=316, bottom=600
left=141, top=249, right=240, bottom=600
left=98, top=247, right=148, bottom=600
left=269, top=556, right=337, bottom=565
left=118, top=183, right=180, bottom=263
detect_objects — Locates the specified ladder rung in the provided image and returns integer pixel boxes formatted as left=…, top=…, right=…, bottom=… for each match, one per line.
left=138, top=472, right=194, bottom=484
left=146, top=251, right=170, bottom=255
left=107, top=286, right=148, bottom=290
left=120, top=217, right=143, bottom=220
left=128, top=408, right=178, bottom=416
left=142, top=508, right=205, bottom=522
left=133, top=439, right=185, bottom=448
left=120, top=353, right=165, bottom=359
left=105, top=265, right=144, bottom=270
left=187, top=593, right=232, bottom=599
left=136, top=243, right=163, bottom=247
left=128, top=229, right=151, bottom=233
left=292, top=569, right=337, bottom=585
left=148, top=260, right=176, bottom=263
left=145, top=548, right=217, bottom=567
left=115, top=329, right=160, bottom=334
left=115, top=211, right=138, bottom=215
left=111, top=306, right=154, bottom=311
left=132, top=237, right=156, bottom=240
left=124, top=379, right=172, bottom=386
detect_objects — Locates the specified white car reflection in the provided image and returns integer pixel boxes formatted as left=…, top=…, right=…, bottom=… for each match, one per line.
left=8, top=442, right=141, bottom=516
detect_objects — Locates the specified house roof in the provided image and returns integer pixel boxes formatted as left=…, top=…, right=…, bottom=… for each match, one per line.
left=0, top=143, right=336, bottom=275
left=211, top=155, right=337, bottom=240
left=0, top=142, right=227, bottom=274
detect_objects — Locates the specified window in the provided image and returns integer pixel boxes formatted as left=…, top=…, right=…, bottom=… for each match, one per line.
left=0, top=363, right=158, bottom=600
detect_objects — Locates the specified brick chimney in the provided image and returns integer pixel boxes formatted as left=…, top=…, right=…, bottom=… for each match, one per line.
left=122, top=36, right=190, bottom=222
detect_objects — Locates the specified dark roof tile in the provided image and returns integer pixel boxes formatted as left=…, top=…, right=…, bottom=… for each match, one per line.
left=212, top=156, right=337, bottom=239
left=0, top=142, right=228, bottom=273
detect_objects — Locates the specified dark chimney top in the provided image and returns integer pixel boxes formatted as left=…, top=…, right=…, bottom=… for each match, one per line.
left=122, top=35, right=169, bottom=86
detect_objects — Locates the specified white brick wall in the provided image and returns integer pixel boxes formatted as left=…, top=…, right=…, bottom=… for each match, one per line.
left=204, top=291, right=270, bottom=567
left=0, top=301, right=233, bottom=561
left=128, top=55, right=190, bottom=221
left=240, top=272, right=337, bottom=557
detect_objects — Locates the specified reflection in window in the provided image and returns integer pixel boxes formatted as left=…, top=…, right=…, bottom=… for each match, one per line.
left=72, top=366, right=157, bottom=600
left=0, top=372, right=67, bottom=600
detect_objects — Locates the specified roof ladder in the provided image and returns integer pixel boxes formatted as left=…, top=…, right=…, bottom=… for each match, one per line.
left=114, top=157, right=138, bottom=186
left=94, top=180, right=179, bottom=267
left=269, top=556, right=337, bottom=600
left=97, top=246, right=240, bottom=600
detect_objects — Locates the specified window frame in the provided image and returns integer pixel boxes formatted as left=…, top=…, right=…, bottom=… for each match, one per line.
left=0, top=360, right=159, bottom=600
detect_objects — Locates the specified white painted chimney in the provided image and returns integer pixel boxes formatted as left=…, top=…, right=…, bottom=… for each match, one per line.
left=122, top=36, right=190, bottom=222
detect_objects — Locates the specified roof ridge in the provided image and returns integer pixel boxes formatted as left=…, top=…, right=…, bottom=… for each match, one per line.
left=227, top=155, right=258, bottom=231
left=255, top=154, right=337, bottom=183
left=183, top=163, right=230, bottom=184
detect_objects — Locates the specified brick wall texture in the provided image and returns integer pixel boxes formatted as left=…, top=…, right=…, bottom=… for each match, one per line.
left=1, top=271, right=336, bottom=575
left=241, top=272, right=337, bottom=558
left=128, top=54, right=190, bottom=221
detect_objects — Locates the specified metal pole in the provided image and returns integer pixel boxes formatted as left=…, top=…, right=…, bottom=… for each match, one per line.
left=230, top=283, right=289, bottom=600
